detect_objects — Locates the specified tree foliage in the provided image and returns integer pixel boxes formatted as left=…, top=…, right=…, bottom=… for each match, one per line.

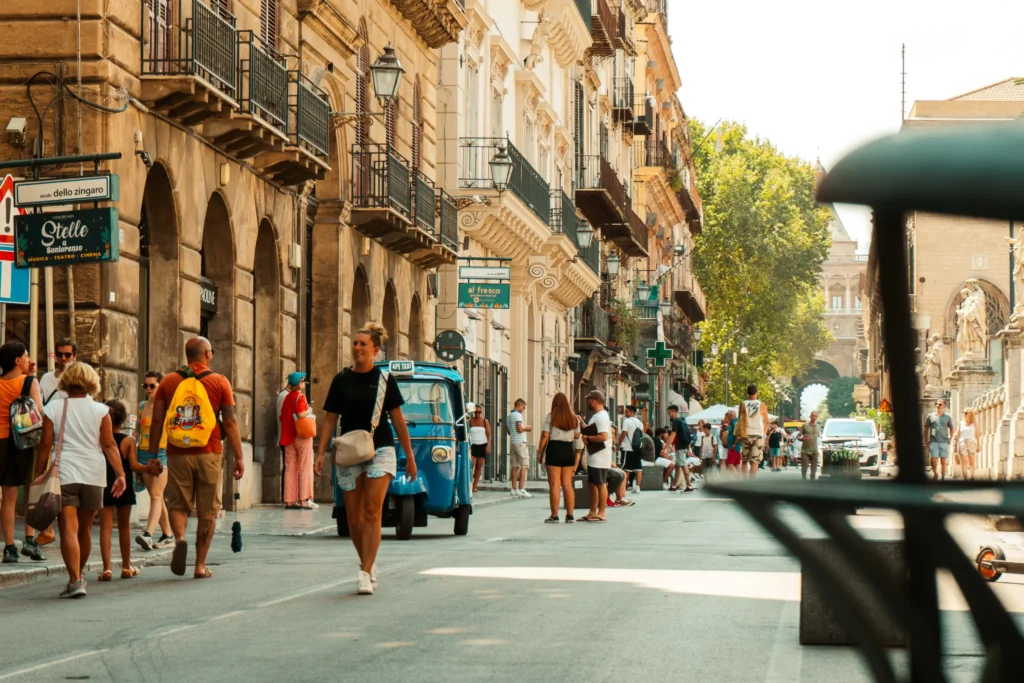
left=826, top=377, right=860, bottom=419
left=690, top=120, right=832, bottom=406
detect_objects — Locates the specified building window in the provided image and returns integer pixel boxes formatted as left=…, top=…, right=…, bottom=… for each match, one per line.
left=385, top=98, right=398, bottom=150
left=491, top=89, right=503, bottom=138
left=831, top=294, right=844, bottom=310
left=523, top=118, right=535, bottom=165
left=854, top=296, right=862, bottom=310
left=412, top=80, right=422, bottom=171
left=260, top=0, right=278, bottom=50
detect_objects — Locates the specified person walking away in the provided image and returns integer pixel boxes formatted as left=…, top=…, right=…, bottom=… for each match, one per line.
left=666, top=405, right=694, bottom=492
left=468, top=406, right=490, bottom=493
left=314, top=323, right=415, bottom=595
left=148, top=337, right=245, bottom=580
left=768, top=424, right=784, bottom=472
left=280, top=372, right=315, bottom=510
left=617, top=405, right=644, bottom=493
left=36, top=362, right=127, bottom=598
left=580, top=391, right=612, bottom=522
left=507, top=399, right=532, bottom=497
left=725, top=411, right=741, bottom=472
left=0, top=342, right=46, bottom=563
left=537, top=393, right=581, bottom=523
left=924, top=399, right=954, bottom=481
left=98, top=400, right=160, bottom=581
left=135, top=371, right=174, bottom=551
left=798, top=411, right=821, bottom=480
left=954, top=408, right=978, bottom=481
left=738, top=385, right=770, bottom=478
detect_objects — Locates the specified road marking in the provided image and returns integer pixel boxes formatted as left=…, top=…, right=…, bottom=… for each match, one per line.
left=0, top=650, right=108, bottom=681
left=210, top=610, right=248, bottom=622
left=764, top=596, right=802, bottom=682
left=256, top=578, right=351, bottom=608
left=149, top=625, right=197, bottom=638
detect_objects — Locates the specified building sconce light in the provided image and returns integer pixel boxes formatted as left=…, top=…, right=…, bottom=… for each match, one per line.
left=637, top=281, right=651, bottom=301
left=371, top=45, right=404, bottom=106
left=489, top=143, right=514, bottom=191
left=740, top=344, right=748, bottom=355
left=219, top=163, right=230, bottom=187
left=673, top=244, right=686, bottom=256
left=659, top=300, right=673, bottom=317
left=576, top=222, right=594, bottom=249
left=605, top=251, right=620, bottom=277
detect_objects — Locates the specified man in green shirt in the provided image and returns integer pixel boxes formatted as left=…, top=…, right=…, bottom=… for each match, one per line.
left=797, top=411, right=820, bottom=480
left=924, top=399, right=954, bottom=481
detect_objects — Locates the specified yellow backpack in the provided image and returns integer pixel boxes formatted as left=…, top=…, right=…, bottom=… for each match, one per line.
left=164, top=370, right=218, bottom=449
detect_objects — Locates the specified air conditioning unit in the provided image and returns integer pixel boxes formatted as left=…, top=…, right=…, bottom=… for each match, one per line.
left=656, top=78, right=665, bottom=91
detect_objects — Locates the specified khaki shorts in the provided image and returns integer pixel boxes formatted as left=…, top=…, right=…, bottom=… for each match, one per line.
left=510, top=443, right=530, bottom=468
left=165, top=453, right=223, bottom=515
left=61, top=483, right=104, bottom=511
left=739, top=436, right=764, bottom=464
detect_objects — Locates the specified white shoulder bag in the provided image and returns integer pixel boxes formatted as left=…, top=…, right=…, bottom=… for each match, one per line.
left=333, top=370, right=390, bottom=468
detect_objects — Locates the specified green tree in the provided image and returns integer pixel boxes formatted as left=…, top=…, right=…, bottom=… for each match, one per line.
left=689, top=120, right=832, bottom=406
left=826, top=377, right=860, bottom=418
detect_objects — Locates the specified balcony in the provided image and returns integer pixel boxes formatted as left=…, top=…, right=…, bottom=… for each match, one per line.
left=614, top=10, right=634, bottom=56
left=634, top=140, right=673, bottom=170
left=459, top=137, right=550, bottom=224
left=633, top=96, right=654, bottom=136
left=612, top=77, right=635, bottom=125
left=523, top=0, right=594, bottom=66
left=673, top=267, right=707, bottom=323
left=602, top=207, right=649, bottom=257
left=140, top=0, right=239, bottom=125
left=578, top=298, right=613, bottom=345
left=437, top=190, right=460, bottom=260
left=588, top=0, right=615, bottom=57
left=389, top=0, right=468, bottom=48
left=674, top=167, right=704, bottom=234
left=579, top=226, right=599, bottom=274
left=351, top=144, right=440, bottom=258
left=575, top=155, right=628, bottom=228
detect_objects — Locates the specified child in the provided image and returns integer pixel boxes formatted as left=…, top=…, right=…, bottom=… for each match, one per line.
left=98, top=400, right=160, bottom=581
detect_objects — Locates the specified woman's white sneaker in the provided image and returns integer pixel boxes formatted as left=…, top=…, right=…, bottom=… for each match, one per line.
left=357, top=570, right=374, bottom=595
left=370, top=563, right=378, bottom=588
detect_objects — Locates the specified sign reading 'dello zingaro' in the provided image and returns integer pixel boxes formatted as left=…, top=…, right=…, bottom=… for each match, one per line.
left=14, top=208, right=120, bottom=268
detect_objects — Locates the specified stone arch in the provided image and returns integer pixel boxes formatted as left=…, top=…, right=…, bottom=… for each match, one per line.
left=382, top=280, right=399, bottom=360
left=139, top=162, right=180, bottom=373
left=351, top=266, right=371, bottom=337
left=253, top=218, right=281, bottom=498
left=408, top=293, right=424, bottom=361
left=944, top=278, right=1009, bottom=339
left=200, top=191, right=235, bottom=381
left=794, top=360, right=841, bottom=419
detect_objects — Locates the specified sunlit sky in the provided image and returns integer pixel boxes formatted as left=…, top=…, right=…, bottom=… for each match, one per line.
left=667, top=0, right=1024, bottom=254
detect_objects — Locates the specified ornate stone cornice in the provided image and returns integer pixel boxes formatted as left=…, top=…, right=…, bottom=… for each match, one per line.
left=298, top=0, right=362, bottom=60
left=388, top=0, right=468, bottom=49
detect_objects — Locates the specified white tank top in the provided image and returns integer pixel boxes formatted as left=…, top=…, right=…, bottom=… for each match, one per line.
left=469, top=424, right=488, bottom=445
left=743, top=400, right=764, bottom=437
left=958, top=423, right=976, bottom=444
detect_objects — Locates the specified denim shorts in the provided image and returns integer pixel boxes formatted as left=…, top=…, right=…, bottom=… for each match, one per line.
left=138, top=449, right=168, bottom=468
left=336, top=446, right=397, bottom=492
left=929, top=442, right=950, bottom=459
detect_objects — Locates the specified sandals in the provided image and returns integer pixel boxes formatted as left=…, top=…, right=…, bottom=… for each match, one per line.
left=98, top=569, right=112, bottom=582
left=121, top=566, right=141, bottom=579
left=194, top=567, right=213, bottom=579
left=544, top=516, right=560, bottom=524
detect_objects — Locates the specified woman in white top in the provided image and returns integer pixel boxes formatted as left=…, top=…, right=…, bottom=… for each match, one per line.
left=467, top=405, right=490, bottom=493
left=536, top=392, right=582, bottom=523
left=37, top=362, right=127, bottom=599
left=954, top=408, right=978, bottom=481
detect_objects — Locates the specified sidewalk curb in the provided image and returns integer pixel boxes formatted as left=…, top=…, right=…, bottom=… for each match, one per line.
left=0, top=548, right=173, bottom=591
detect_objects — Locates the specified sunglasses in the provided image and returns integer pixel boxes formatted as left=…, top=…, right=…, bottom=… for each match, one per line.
left=56, top=352, right=74, bottom=359
left=143, top=383, right=158, bottom=390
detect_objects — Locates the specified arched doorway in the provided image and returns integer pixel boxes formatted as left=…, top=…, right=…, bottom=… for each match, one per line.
left=351, top=266, right=370, bottom=345
left=139, top=163, right=179, bottom=373
left=253, top=219, right=281, bottom=500
left=795, top=360, right=840, bottom=419
left=382, top=281, right=399, bottom=360
left=200, top=193, right=235, bottom=381
left=408, top=294, right=423, bottom=360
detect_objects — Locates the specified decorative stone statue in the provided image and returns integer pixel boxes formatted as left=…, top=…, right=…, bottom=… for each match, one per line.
left=1007, top=234, right=1024, bottom=314
left=955, top=279, right=988, bottom=362
left=921, top=334, right=944, bottom=392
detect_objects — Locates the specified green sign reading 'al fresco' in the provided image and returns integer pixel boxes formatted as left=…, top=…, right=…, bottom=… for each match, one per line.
left=14, top=208, right=120, bottom=268
left=458, top=283, right=511, bottom=309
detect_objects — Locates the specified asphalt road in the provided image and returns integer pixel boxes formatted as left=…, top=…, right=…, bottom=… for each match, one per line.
left=1, top=471, right=1020, bottom=682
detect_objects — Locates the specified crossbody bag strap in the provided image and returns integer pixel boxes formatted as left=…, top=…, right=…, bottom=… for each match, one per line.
left=368, top=370, right=390, bottom=433
left=51, top=398, right=69, bottom=469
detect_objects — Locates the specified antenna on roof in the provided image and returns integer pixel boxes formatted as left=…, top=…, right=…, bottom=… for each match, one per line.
left=901, top=44, right=906, bottom=122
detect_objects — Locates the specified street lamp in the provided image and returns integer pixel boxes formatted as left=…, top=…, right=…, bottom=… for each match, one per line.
left=371, top=45, right=404, bottom=105
left=489, top=143, right=514, bottom=191
left=605, top=251, right=620, bottom=277
left=637, top=281, right=651, bottom=301
left=693, top=327, right=703, bottom=343
left=711, top=342, right=719, bottom=356
left=740, top=344, right=748, bottom=355
left=659, top=299, right=673, bottom=317
left=576, top=222, right=594, bottom=249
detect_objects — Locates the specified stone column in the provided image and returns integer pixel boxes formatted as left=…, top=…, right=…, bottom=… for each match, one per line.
left=947, top=361, right=997, bottom=432
left=996, top=327, right=1022, bottom=479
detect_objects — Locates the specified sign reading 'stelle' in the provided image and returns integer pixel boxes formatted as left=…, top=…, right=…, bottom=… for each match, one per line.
left=14, top=208, right=120, bottom=268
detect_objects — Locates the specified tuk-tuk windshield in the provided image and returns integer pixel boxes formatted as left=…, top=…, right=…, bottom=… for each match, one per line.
left=396, top=379, right=455, bottom=425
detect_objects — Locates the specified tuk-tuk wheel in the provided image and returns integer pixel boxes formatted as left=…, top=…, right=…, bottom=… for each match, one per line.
left=453, top=505, right=470, bottom=536
left=396, top=496, right=415, bottom=540
left=336, top=508, right=350, bottom=537
left=977, top=546, right=1004, bottom=582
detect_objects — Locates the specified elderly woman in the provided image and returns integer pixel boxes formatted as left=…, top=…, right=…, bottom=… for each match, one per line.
left=37, top=362, right=127, bottom=599
left=280, top=371, right=314, bottom=509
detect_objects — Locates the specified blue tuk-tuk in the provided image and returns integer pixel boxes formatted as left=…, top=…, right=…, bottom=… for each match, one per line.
left=331, top=360, right=474, bottom=539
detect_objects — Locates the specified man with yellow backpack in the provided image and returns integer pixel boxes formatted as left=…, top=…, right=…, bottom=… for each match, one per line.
left=147, top=337, right=245, bottom=579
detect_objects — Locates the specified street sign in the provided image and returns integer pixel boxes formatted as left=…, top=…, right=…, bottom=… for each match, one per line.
left=459, top=265, right=511, bottom=281
left=14, top=207, right=120, bottom=268
left=433, top=330, right=466, bottom=363
left=878, top=398, right=892, bottom=414
left=646, top=341, right=674, bottom=367
left=458, top=283, right=510, bottom=309
left=0, top=176, right=30, bottom=304
left=14, top=174, right=119, bottom=207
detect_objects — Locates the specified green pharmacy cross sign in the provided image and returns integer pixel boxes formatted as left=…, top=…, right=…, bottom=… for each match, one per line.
left=646, top=341, right=674, bottom=367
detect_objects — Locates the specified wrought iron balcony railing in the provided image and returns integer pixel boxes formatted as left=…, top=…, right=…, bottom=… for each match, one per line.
left=575, top=0, right=592, bottom=31
left=576, top=155, right=629, bottom=220
left=459, top=137, right=551, bottom=225
left=635, top=140, right=674, bottom=170
left=612, top=77, right=635, bottom=123
left=140, top=0, right=238, bottom=99
left=238, top=31, right=289, bottom=133
left=414, top=170, right=438, bottom=235
left=579, top=298, right=612, bottom=343
left=551, top=189, right=581, bottom=247
left=615, top=9, right=634, bottom=55
left=589, top=0, right=615, bottom=56
left=438, top=190, right=460, bottom=253
left=290, top=71, right=330, bottom=161
left=352, top=143, right=413, bottom=218
left=579, top=230, right=599, bottom=274
left=628, top=207, right=650, bottom=255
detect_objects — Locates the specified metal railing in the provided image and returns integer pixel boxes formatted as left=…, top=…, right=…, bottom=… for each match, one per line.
left=140, top=0, right=238, bottom=99
left=238, top=31, right=289, bottom=132
left=574, top=0, right=592, bottom=30
left=628, top=208, right=650, bottom=255
left=613, top=77, right=634, bottom=115
left=579, top=298, right=612, bottom=342
left=351, top=143, right=412, bottom=217
left=438, top=190, right=460, bottom=252
left=458, top=137, right=550, bottom=224
left=290, top=71, right=330, bottom=160
left=827, top=254, right=870, bottom=262
left=551, top=190, right=581, bottom=247
left=414, top=170, right=438, bottom=235
left=580, top=224, right=599, bottom=274
left=635, top=140, right=673, bottom=169
left=577, top=155, right=629, bottom=217
left=616, top=9, right=634, bottom=53
left=593, top=0, right=614, bottom=36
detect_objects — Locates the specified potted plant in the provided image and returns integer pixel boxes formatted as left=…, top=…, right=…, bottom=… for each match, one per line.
left=822, top=443, right=862, bottom=480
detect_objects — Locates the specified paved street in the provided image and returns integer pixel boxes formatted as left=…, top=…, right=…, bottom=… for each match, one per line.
left=2, top=472, right=1023, bottom=683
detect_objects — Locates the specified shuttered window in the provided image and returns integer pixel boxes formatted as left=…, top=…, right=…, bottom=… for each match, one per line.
left=210, top=0, right=231, bottom=20
left=260, top=0, right=278, bottom=50
left=573, top=81, right=584, bottom=187
left=386, top=98, right=398, bottom=150
left=412, top=80, right=422, bottom=171
left=354, top=43, right=369, bottom=201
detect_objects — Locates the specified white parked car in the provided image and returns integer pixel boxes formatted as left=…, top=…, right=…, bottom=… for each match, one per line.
left=819, top=418, right=885, bottom=476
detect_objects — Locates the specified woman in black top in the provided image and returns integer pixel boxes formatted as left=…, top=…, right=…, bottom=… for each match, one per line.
left=314, top=323, right=415, bottom=596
